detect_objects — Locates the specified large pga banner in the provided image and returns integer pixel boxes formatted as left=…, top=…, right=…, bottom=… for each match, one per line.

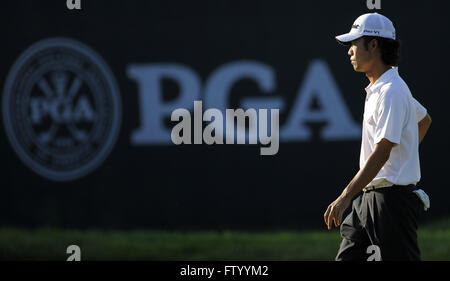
left=0, top=0, right=447, bottom=230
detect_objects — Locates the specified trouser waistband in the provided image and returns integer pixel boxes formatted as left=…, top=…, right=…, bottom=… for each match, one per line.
left=362, top=183, right=416, bottom=192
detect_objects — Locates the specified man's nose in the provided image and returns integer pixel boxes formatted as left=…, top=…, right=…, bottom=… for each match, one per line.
left=348, top=47, right=353, bottom=56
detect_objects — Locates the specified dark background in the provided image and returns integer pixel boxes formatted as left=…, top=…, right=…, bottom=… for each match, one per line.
left=0, top=0, right=448, bottom=231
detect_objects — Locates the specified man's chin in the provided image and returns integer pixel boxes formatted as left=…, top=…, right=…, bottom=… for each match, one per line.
left=353, top=65, right=364, bottom=72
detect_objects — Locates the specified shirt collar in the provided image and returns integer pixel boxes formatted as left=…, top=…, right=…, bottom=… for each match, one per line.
left=365, top=67, right=399, bottom=96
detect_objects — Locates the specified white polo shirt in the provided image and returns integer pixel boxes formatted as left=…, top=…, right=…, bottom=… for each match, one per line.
left=360, top=67, right=427, bottom=187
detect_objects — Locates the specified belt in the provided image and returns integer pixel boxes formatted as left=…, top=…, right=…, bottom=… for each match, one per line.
left=362, top=180, right=394, bottom=192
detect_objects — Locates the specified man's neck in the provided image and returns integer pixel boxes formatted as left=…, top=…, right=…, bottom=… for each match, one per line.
left=365, top=63, right=391, bottom=87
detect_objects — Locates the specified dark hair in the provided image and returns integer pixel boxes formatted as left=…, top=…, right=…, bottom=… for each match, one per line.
left=363, top=36, right=401, bottom=66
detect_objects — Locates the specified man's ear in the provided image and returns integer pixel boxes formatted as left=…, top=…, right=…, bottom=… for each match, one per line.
left=370, top=38, right=379, bottom=52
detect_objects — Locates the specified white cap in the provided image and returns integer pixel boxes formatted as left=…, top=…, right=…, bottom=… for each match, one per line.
left=335, top=13, right=396, bottom=45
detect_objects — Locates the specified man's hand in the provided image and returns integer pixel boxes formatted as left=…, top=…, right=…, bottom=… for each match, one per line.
left=323, top=138, right=394, bottom=230
left=324, top=194, right=352, bottom=230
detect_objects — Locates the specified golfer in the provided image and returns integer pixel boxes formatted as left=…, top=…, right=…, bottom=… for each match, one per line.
left=324, top=13, right=432, bottom=261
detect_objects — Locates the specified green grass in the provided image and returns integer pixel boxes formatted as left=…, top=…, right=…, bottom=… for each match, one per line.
left=1, top=218, right=450, bottom=260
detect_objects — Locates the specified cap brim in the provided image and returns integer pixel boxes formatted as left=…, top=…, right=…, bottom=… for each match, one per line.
left=335, top=33, right=362, bottom=45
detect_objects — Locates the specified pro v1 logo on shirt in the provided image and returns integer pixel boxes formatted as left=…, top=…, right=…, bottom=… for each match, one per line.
left=2, top=38, right=122, bottom=181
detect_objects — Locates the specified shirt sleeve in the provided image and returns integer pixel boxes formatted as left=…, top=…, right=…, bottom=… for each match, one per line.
left=374, top=89, right=406, bottom=145
left=413, top=97, right=427, bottom=122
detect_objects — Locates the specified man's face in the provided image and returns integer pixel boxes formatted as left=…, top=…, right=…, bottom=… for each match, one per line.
left=347, top=37, right=373, bottom=72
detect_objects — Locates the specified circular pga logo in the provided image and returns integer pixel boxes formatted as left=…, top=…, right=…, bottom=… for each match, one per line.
left=2, top=38, right=122, bottom=181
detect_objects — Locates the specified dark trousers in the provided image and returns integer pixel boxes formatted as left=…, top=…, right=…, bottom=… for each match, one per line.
left=335, top=185, right=423, bottom=261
